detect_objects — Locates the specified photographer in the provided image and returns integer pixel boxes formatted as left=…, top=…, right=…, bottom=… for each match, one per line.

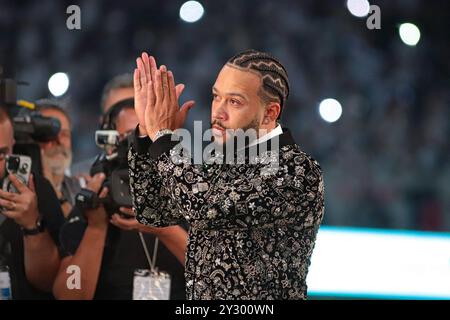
left=35, top=99, right=81, bottom=217
left=100, top=73, right=134, bottom=113
left=0, top=106, right=65, bottom=299
left=71, top=73, right=134, bottom=178
left=52, top=99, right=187, bottom=300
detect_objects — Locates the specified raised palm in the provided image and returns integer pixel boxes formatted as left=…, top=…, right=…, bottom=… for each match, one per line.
left=134, top=52, right=193, bottom=137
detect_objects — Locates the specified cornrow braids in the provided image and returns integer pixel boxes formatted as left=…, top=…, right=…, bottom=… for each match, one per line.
left=227, top=49, right=290, bottom=118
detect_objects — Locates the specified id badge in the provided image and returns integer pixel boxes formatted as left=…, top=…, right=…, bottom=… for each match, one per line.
left=133, top=269, right=171, bottom=300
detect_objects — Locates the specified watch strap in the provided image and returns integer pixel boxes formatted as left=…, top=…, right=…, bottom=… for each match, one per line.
left=22, top=216, right=45, bottom=236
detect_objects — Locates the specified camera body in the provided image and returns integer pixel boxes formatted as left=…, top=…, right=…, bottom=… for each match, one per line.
left=95, top=130, right=120, bottom=150
left=12, top=108, right=62, bottom=176
left=75, top=98, right=136, bottom=217
left=1, top=155, right=32, bottom=193
left=90, top=132, right=132, bottom=216
left=12, top=111, right=61, bottom=144
left=1, top=73, right=61, bottom=176
left=75, top=188, right=100, bottom=211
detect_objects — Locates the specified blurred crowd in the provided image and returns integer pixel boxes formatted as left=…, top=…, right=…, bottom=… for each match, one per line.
left=1, top=0, right=449, bottom=231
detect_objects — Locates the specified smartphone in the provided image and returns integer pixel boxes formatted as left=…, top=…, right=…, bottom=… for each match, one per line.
left=2, top=155, right=32, bottom=193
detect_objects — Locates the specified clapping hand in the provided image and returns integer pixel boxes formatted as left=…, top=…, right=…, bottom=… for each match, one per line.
left=133, top=52, right=195, bottom=140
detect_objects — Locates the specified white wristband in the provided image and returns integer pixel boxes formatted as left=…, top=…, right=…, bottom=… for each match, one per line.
left=154, top=129, right=174, bottom=141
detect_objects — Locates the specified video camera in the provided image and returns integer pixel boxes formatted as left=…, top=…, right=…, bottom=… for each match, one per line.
left=12, top=110, right=61, bottom=143
left=88, top=133, right=132, bottom=214
left=0, top=68, right=61, bottom=176
left=75, top=99, right=134, bottom=216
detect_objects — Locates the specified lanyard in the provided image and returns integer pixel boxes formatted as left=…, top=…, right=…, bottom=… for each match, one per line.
left=138, top=231, right=159, bottom=273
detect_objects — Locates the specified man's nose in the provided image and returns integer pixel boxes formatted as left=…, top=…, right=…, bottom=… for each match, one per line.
left=212, top=103, right=228, bottom=122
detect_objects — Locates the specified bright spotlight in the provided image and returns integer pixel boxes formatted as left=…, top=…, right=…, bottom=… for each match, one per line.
left=346, top=0, right=370, bottom=18
left=319, top=98, right=343, bottom=123
left=399, top=23, right=421, bottom=46
left=48, top=72, right=69, bottom=97
left=179, top=1, right=204, bottom=23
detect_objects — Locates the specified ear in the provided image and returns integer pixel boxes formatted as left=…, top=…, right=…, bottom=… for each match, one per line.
left=264, top=102, right=281, bottom=123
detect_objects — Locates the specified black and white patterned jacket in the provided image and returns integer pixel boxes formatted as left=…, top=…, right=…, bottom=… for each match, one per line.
left=128, top=127, right=324, bottom=300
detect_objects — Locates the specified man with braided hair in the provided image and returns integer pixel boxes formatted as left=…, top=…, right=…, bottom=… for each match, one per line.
left=227, top=49, right=290, bottom=117
left=128, top=50, right=324, bottom=299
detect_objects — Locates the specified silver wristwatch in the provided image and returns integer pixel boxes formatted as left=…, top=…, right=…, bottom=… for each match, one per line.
left=154, top=129, right=174, bottom=141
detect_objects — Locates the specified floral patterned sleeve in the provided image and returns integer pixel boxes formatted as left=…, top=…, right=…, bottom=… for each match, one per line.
left=128, top=130, right=186, bottom=227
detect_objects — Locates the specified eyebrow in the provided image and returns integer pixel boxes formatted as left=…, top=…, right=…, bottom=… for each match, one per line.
left=212, top=87, right=248, bottom=102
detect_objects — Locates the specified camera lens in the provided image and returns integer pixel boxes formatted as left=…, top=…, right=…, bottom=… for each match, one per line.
left=98, top=135, right=108, bottom=145
left=7, top=156, right=20, bottom=172
left=19, top=163, right=29, bottom=174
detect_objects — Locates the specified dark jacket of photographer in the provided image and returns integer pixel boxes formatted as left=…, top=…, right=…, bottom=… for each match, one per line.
left=0, top=174, right=65, bottom=299
left=58, top=192, right=186, bottom=300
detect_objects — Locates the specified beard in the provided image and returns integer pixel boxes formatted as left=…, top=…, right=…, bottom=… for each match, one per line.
left=209, top=116, right=261, bottom=161
left=240, top=116, right=260, bottom=132
left=211, top=116, right=260, bottom=144
left=41, top=145, right=72, bottom=176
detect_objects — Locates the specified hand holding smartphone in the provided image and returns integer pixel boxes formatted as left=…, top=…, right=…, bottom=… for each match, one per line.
left=2, top=155, right=32, bottom=194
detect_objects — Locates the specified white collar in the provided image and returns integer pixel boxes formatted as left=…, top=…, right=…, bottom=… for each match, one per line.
left=247, top=124, right=283, bottom=148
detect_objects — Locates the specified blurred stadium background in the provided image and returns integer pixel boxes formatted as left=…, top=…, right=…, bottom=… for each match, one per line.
left=1, top=0, right=449, bottom=299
